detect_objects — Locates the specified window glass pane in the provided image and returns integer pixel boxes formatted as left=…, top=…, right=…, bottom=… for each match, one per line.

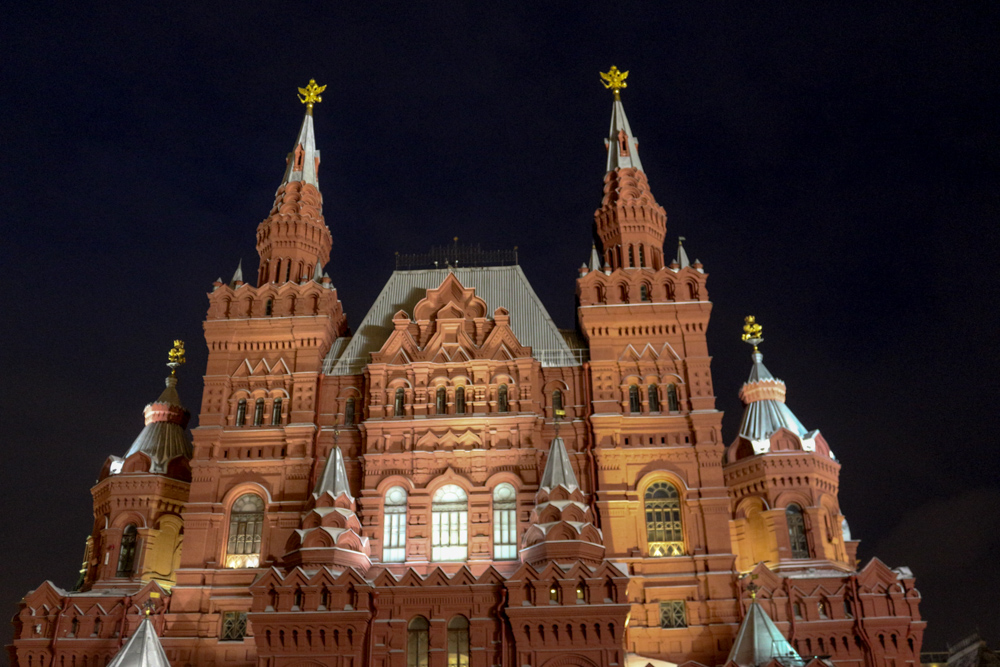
left=659, top=601, right=687, bottom=628
left=383, top=486, right=407, bottom=562
left=645, top=482, right=683, bottom=557
left=226, top=494, right=264, bottom=568
left=493, top=483, right=517, bottom=560
left=787, top=505, right=810, bottom=559
left=433, top=485, right=468, bottom=561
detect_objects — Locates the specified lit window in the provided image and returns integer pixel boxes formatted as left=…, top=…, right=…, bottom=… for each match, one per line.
left=455, top=386, right=466, bottom=414
left=645, top=482, right=684, bottom=557
left=432, top=485, right=468, bottom=561
left=235, top=398, right=247, bottom=427
left=659, top=601, right=687, bottom=628
left=407, top=616, right=429, bottom=667
left=492, top=483, right=517, bottom=560
left=447, top=616, right=470, bottom=667
left=436, top=387, right=446, bottom=415
left=226, top=494, right=264, bottom=568
left=629, top=385, right=641, bottom=413
left=394, top=388, right=405, bottom=417
left=552, top=389, right=563, bottom=413
left=116, top=524, right=137, bottom=576
left=383, top=486, right=407, bottom=563
left=253, top=398, right=265, bottom=426
left=667, top=384, right=680, bottom=412
left=549, top=586, right=559, bottom=603
left=344, top=397, right=355, bottom=426
left=221, top=612, right=248, bottom=641
left=498, top=384, right=509, bottom=413
left=648, top=385, right=660, bottom=412
left=786, top=504, right=810, bottom=559
left=271, top=398, right=282, bottom=425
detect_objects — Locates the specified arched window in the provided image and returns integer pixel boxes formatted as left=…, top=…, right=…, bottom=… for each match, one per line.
left=498, top=384, right=509, bottom=413
left=407, top=616, right=429, bottom=667
left=265, top=299, right=273, bottom=316
left=645, top=482, right=684, bottom=557
left=253, top=398, right=265, bottom=426
left=226, top=494, right=264, bottom=568
left=596, top=285, right=606, bottom=303
left=383, top=486, right=407, bottom=563
left=616, top=246, right=623, bottom=269
left=432, top=485, right=468, bottom=561
left=639, top=245, right=646, bottom=267
left=667, top=384, right=680, bottom=412
left=236, top=398, right=247, bottom=427
left=552, top=389, right=563, bottom=413
left=344, top=397, right=356, bottom=426
left=648, top=385, right=660, bottom=412
left=640, top=284, right=649, bottom=301
left=629, top=385, right=641, bottom=413
left=455, top=386, right=466, bottom=414
left=786, top=504, right=810, bottom=559
left=628, top=245, right=635, bottom=267
left=493, top=483, right=517, bottom=560
left=116, top=524, right=137, bottom=576
left=394, top=388, right=405, bottom=417
left=436, top=387, right=446, bottom=415
left=447, top=616, right=470, bottom=667
left=271, top=398, right=282, bottom=425
left=619, top=284, right=629, bottom=302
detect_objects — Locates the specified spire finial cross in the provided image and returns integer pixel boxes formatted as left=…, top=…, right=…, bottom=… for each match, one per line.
left=600, top=66, right=629, bottom=101
left=741, top=316, right=763, bottom=353
left=297, top=79, right=327, bottom=113
left=167, top=340, right=186, bottom=375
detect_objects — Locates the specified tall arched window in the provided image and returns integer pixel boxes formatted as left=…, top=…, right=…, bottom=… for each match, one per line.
left=432, top=485, right=468, bottom=561
left=629, top=385, right=641, bottom=413
left=407, top=616, right=429, bottom=667
left=116, top=524, right=137, bottom=576
left=648, top=385, right=660, bottom=412
left=394, top=388, right=405, bottom=417
left=447, top=616, right=470, bottom=667
left=455, top=386, right=466, bottom=414
left=271, top=398, right=282, bottom=425
left=253, top=398, right=265, bottom=426
left=628, top=245, right=635, bottom=267
left=436, top=387, right=446, bottom=415
left=498, top=384, right=509, bottom=413
left=786, top=504, right=810, bottom=559
left=236, top=398, right=247, bottom=427
left=640, top=284, right=650, bottom=301
left=383, top=486, right=407, bottom=563
left=645, top=482, right=684, bottom=557
left=226, top=494, right=264, bottom=568
left=639, top=245, right=646, bottom=267
left=552, top=389, right=563, bottom=413
left=493, top=483, right=517, bottom=560
left=667, top=384, right=680, bottom=412
left=344, top=397, right=356, bottom=426
left=265, top=299, right=273, bottom=316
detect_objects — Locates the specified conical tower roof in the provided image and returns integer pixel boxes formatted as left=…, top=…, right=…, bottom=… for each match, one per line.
left=313, top=445, right=352, bottom=499
left=538, top=437, right=578, bottom=492
left=107, top=616, right=171, bottom=667
left=727, top=601, right=803, bottom=667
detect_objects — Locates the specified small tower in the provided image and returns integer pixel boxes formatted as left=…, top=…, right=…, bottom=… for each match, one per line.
left=85, top=342, right=192, bottom=591
left=725, top=318, right=857, bottom=571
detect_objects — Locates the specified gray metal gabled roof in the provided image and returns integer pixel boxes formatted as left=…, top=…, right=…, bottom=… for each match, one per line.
left=539, top=437, right=579, bottom=492
left=314, top=446, right=352, bottom=499
left=107, top=617, right=171, bottom=667
left=324, top=266, right=579, bottom=375
left=727, top=601, right=803, bottom=667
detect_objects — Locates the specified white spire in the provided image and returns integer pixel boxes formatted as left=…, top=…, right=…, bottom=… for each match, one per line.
left=605, top=98, right=643, bottom=173
left=313, top=445, right=352, bottom=500
left=280, top=111, right=321, bottom=189
left=107, top=617, right=171, bottom=667
left=231, top=259, right=243, bottom=284
left=539, top=437, right=578, bottom=492
left=313, top=261, right=323, bottom=281
left=589, top=244, right=602, bottom=271
left=676, top=237, right=690, bottom=269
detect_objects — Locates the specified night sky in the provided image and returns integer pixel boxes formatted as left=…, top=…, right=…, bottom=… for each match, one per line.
left=3, top=2, right=998, bottom=655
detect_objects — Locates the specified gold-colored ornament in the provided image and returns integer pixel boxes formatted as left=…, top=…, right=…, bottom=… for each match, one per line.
left=600, top=66, right=629, bottom=100
left=297, top=79, right=327, bottom=112
left=168, top=340, right=186, bottom=374
left=741, top=316, right=763, bottom=352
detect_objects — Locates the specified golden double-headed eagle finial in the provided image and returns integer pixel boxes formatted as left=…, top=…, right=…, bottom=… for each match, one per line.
left=167, top=340, right=186, bottom=374
left=297, top=79, right=327, bottom=112
left=600, top=66, right=629, bottom=100
left=741, top=316, right=764, bottom=352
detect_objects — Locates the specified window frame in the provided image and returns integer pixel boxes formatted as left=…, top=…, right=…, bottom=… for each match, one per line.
left=492, top=483, right=517, bottom=560
left=432, top=484, right=469, bottom=562
left=644, top=481, right=684, bottom=557
left=225, top=493, right=265, bottom=568
left=382, top=486, right=408, bottom=563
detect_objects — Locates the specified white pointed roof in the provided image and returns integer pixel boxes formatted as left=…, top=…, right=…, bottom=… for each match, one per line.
left=539, top=437, right=578, bottom=491
left=107, top=617, right=171, bottom=667
left=314, top=446, right=352, bottom=499
left=280, top=111, right=321, bottom=188
left=606, top=98, right=643, bottom=172
left=589, top=245, right=603, bottom=271
left=727, top=601, right=803, bottom=667
left=675, top=238, right=691, bottom=269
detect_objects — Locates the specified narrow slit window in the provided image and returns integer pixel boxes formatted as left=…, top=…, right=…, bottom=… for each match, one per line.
left=629, top=385, right=641, bottom=413
left=394, top=388, right=405, bottom=417
left=648, top=385, right=660, bottom=412
left=787, top=504, right=810, bottom=559
left=667, top=384, right=680, bottom=412
left=498, top=384, right=509, bottom=413
left=436, top=387, right=446, bottom=415
left=235, top=398, right=247, bottom=427
left=271, top=398, right=282, bottom=425
left=344, top=397, right=355, bottom=426
left=116, top=524, right=137, bottom=576
left=253, top=398, right=265, bottom=426
left=455, top=386, right=466, bottom=414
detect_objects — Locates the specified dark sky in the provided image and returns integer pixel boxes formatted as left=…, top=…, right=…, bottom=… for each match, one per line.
left=3, top=2, right=998, bottom=655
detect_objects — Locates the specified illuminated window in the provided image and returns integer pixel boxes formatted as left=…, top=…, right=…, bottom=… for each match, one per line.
left=407, top=616, right=429, bottom=667
left=629, top=385, right=641, bottom=413
left=648, top=385, right=660, bottom=412
left=498, top=384, right=509, bottom=413
left=660, top=601, right=687, bottom=628
left=786, top=504, right=810, bottom=559
left=383, top=486, right=407, bottom=563
left=394, top=388, right=405, bottom=417
left=549, top=585, right=559, bottom=603
left=344, top=397, right=355, bottom=426
left=432, top=485, right=468, bottom=561
left=436, top=387, right=446, bottom=415
left=447, top=616, right=470, bottom=667
left=253, top=398, right=265, bottom=426
left=116, top=524, right=137, bottom=576
left=576, top=585, right=585, bottom=601
left=667, top=384, right=680, bottom=412
left=221, top=612, right=248, bottom=641
left=645, top=482, right=684, bottom=557
left=226, top=494, right=264, bottom=568
left=455, top=386, right=466, bottom=414
left=271, top=398, right=282, bottom=425
left=492, top=483, right=517, bottom=560
left=552, top=389, right=563, bottom=412
left=235, top=398, right=247, bottom=427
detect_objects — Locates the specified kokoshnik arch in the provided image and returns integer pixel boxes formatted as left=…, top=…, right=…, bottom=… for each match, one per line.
left=8, top=71, right=924, bottom=667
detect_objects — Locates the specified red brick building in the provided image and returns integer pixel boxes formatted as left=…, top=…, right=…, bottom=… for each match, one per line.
left=8, top=75, right=924, bottom=667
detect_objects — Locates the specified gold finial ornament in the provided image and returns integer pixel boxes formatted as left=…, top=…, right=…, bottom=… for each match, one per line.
left=741, top=316, right=764, bottom=352
left=297, top=79, right=327, bottom=112
left=600, top=66, right=629, bottom=100
left=167, top=340, right=186, bottom=374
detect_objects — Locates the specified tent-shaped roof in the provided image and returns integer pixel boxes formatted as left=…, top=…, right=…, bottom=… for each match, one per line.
left=107, top=617, right=171, bottom=667
left=727, top=601, right=803, bottom=667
